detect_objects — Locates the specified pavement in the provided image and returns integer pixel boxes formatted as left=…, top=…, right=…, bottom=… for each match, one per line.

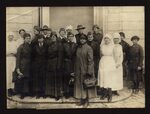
left=7, top=88, right=145, bottom=109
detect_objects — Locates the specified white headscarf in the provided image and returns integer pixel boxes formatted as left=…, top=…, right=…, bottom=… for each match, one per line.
left=65, top=25, right=73, bottom=31
left=7, top=32, right=15, bottom=37
left=100, top=33, right=114, bottom=47
left=112, top=32, right=121, bottom=43
left=7, top=32, right=15, bottom=41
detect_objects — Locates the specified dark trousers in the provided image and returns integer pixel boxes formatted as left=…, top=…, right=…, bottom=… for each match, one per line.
left=130, top=69, right=142, bottom=89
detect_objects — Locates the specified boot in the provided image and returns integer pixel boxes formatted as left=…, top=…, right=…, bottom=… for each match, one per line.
left=100, top=89, right=107, bottom=100
left=107, top=88, right=112, bottom=102
left=113, top=91, right=120, bottom=96
left=83, top=99, right=89, bottom=108
left=76, top=99, right=84, bottom=106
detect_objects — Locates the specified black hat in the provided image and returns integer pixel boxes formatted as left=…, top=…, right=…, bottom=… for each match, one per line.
left=76, top=25, right=86, bottom=30
left=41, top=25, right=49, bottom=31
left=47, top=28, right=52, bottom=31
left=92, top=25, right=100, bottom=30
left=131, top=36, right=140, bottom=41
left=33, top=26, right=41, bottom=31
left=67, top=32, right=74, bottom=37
left=80, top=34, right=87, bottom=40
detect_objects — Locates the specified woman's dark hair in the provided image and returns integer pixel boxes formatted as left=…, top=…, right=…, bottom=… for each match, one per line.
left=19, top=29, right=26, bottom=34
left=59, top=28, right=66, bottom=33
left=119, top=32, right=125, bottom=38
left=51, top=31, right=58, bottom=38
left=23, top=33, right=31, bottom=39
left=37, top=34, right=45, bottom=39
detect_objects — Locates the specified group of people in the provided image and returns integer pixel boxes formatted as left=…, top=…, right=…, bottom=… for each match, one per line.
left=7, top=24, right=144, bottom=108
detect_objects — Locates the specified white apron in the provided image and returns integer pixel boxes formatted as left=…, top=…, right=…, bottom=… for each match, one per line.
left=98, top=44, right=117, bottom=90
left=112, top=44, right=123, bottom=90
left=6, top=41, right=18, bottom=89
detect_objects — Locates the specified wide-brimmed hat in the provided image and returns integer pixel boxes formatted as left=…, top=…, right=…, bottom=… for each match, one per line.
left=41, top=25, right=49, bottom=31
left=92, top=25, right=100, bottom=30
left=76, top=25, right=86, bottom=30
left=131, top=36, right=140, bottom=41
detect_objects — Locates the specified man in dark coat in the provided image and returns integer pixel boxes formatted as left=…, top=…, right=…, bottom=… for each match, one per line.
left=31, top=34, right=47, bottom=98
left=75, top=25, right=87, bottom=45
left=92, top=25, right=103, bottom=44
left=62, top=32, right=77, bottom=98
left=119, top=32, right=130, bottom=79
left=87, top=32, right=100, bottom=79
left=128, top=36, right=144, bottom=94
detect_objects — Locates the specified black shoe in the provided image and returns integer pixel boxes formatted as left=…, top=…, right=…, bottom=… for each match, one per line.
left=76, top=99, right=84, bottom=106
left=132, top=89, right=136, bottom=94
left=20, top=95, right=25, bottom=99
left=113, top=91, right=120, bottom=96
left=8, top=89, right=17, bottom=97
left=55, top=97, right=60, bottom=101
left=107, top=89, right=112, bottom=102
left=36, top=95, right=40, bottom=99
left=100, top=93, right=107, bottom=100
left=43, top=96, right=47, bottom=99
left=135, top=89, right=139, bottom=94
left=83, top=101, right=89, bottom=108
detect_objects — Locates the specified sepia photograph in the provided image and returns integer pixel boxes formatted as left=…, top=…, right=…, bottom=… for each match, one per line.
left=6, top=6, right=145, bottom=109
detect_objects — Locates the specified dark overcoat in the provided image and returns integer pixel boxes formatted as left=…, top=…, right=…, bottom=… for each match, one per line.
left=14, top=43, right=32, bottom=94
left=87, top=40, right=100, bottom=78
left=93, top=32, right=103, bottom=44
left=45, top=41, right=63, bottom=97
left=31, top=41, right=47, bottom=93
left=119, top=40, right=130, bottom=62
left=74, top=43, right=97, bottom=99
left=62, top=41, right=77, bottom=94
left=128, top=43, right=144, bottom=82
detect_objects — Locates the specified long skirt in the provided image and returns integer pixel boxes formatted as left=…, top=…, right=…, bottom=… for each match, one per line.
left=74, top=75, right=97, bottom=99
left=111, top=65, right=123, bottom=91
left=14, top=77, right=30, bottom=94
left=32, top=67, right=46, bottom=94
left=6, top=56, right=16, bottom=89
left=45, top=70, right=63, bottom=97
left=98, top=56, right=117, bottom=90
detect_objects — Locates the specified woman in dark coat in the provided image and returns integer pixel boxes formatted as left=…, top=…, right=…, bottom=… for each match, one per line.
left=14, top=33, right=32, bottom=99
left=31, top=34, right=47, bottom=98
left=45, top=32, right=63, bottom=100
left=74, top=34, right=97, bottom=108
left=62, top=32, right=77, bottom=98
